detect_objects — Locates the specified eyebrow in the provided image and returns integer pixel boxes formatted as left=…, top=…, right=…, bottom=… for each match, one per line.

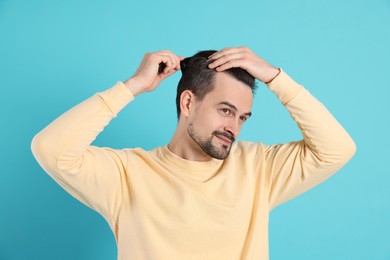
left=218, top=101, right=252, bottom=117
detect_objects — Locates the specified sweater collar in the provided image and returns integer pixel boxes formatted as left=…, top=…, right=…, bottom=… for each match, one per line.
left=158, top=145, right=223, bottom=182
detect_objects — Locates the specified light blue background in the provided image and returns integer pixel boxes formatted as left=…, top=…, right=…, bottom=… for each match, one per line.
left=1, top=0, right=389, bottom=259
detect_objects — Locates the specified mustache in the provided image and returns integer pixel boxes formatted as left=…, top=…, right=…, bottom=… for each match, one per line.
left=213, top=131, right=235, bottom=143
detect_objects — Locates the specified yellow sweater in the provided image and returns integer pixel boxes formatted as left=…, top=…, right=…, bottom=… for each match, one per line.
left=31, top=70, right=356, bottom=260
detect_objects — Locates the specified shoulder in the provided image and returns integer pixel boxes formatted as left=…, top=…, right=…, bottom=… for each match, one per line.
left=229, top=141, right=268, bottom=161
left=122, top=146, right=161, bottom=159
left=232, top=141, right=267, bottom=153
left=119, top=146, right=166, bottom=172
left=221, top=141, right=268, bottom=176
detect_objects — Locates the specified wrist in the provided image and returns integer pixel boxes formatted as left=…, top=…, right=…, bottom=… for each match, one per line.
left=123, top=78, right=143, bottom=96
left=263, top=67, right=281, bottom=84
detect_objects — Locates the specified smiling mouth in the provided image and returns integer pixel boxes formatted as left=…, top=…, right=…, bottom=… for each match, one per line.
left=214, top=133, right=235, bottom=144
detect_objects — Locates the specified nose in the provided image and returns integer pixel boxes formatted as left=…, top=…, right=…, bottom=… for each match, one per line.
left=224, top=118, right=241, bottom=139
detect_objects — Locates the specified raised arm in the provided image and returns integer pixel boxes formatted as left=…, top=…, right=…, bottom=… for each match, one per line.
left=208, top=47, right=356, bottom=209
left=31, top=50, right=184, bottom=225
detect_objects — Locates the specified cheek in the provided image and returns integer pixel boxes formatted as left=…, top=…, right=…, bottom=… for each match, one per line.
left=192, top=112, right=223, bottom=134
left=206, top=115, right=227, bottom=133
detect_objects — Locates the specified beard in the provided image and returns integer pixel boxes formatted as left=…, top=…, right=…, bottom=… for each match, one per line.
left=187, top=123, right=235, bottom=160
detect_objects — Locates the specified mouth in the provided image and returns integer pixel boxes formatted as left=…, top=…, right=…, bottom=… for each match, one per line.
left=214, top=133, right=235, bottom=145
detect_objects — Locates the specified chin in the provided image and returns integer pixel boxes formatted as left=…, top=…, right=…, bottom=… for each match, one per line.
left=209, top=145, right=231, bottom=160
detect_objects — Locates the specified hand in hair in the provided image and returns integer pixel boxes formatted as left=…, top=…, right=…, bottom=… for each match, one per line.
left=124, top=50, right=184, bottom=96
left=207, top=47, right=280, bottom=83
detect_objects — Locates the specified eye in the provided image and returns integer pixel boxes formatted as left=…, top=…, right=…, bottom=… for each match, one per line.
left=239, top=116, right=248, bottom=122
left=220, top=108, right=232, bottom=116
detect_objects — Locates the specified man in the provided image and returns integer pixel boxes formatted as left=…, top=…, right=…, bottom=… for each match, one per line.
left=31, top=47, right=356, bottom=259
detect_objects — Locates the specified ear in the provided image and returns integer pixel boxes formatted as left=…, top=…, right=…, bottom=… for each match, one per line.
left=180, top=90, right=195, bottom=117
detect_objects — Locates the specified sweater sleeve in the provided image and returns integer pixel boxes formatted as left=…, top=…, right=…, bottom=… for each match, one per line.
left=264, top=70, right=356, bottom=210
left=31, top=82, right=134, bottom=229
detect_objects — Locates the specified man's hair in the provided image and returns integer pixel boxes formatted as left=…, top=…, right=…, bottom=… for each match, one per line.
left=176, top=50, right=257, bottom=118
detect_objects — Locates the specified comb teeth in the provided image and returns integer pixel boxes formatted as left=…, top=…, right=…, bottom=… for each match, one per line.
left=158, top=62, right=166, bottom=74
left=158, top=58, right=190, bottom=74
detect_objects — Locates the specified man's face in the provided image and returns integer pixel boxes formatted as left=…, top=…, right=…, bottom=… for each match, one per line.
left=187, top=72, right=253, bottom=160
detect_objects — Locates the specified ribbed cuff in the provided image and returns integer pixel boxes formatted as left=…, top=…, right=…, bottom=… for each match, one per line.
left=266, top=69, right=303, bottom=105
left=96, top=81, right=135, bottom=117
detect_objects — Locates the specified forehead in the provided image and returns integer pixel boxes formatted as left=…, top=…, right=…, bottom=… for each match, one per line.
left=202, top=72, right=253, bottom=110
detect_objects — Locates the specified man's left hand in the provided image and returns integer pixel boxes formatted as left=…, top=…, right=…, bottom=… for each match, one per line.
left=207, top=46, right=280, bottom=83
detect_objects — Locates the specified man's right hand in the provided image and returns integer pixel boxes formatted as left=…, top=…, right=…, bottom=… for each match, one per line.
left=124, top=50, right=184, bottom=96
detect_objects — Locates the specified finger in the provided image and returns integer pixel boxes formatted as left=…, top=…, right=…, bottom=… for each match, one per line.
left=160, top=66, right=179, bottom=79
left=170, top=54, right=185, bottom=71
left=151, top=51, right=174, bottom=72
left=214, top=59, right=245, bottom=72
left=159, top=49, right=174, bottom=54
left=177, top=56, right=185, bottom=70
left=156, top=51, right=184, bottom=73
left=159, top=49, right=181, bottom=60
left=164, top=53, right=181, bottom=73
left=208, top=47, right=247, bottom=60
left=174, top=55, right=181, bottom=70
left=162, top=53, right=178, bottom=73
left=208, top=47, right=235, bottom=60
left=157, top=54, right=174, bottom=74
left=208, top=52, right=245, bottom=69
